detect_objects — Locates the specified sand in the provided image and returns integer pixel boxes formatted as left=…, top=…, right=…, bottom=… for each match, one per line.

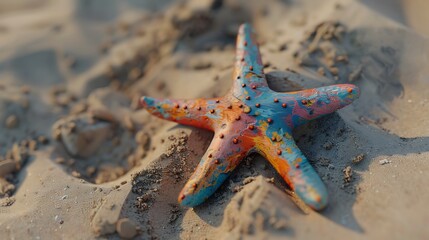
left=0, top=0, right=428, bottom=239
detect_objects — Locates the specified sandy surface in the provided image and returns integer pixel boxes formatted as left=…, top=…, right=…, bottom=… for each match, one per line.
left=0, top=0, right=428, bottom=239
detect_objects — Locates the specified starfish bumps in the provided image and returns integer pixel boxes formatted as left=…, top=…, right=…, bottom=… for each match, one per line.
left=140, top=23, right=359, bottom=210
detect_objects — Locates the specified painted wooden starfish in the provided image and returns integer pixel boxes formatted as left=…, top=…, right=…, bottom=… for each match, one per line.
left=140, top=23, right=359, bottom=210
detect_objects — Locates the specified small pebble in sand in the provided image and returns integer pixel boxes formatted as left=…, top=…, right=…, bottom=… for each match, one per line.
left=37, top=135, right=49, bottom=145
left=90, top=109, right=117, bottom=124
left=5, top=115, right=19, bottom=129
left=55, top=93, right=72, bottom=107
left=0, top=159, right=17, bottom=177
left=343, top=166, right=353, bottom=183
left=191, top=61, right=212, bottom=70
left=0, top=178, right=16, bottom=197
left=86, top=166, right=96, bottom=177
left=278, top=43, right=287, bottom=51
left=12, top=143, right=27, bottom=163
left=265, top=177, right=275, bottom=184
left=336, top=55, right=348, bottom=62
left=379, top=159, right=392, bottom=165
left=329, top=67, right=339, bottom=75
left=352, top=154, right=365, bottom=164
left=71, top=170, right=81, bottom=178
left=318, top=157, right=331, bottom=166
left=55, top=157, right=65, bottom=164
left=28, top=140, right=38, bottom=151
left=116, top=218, right=137, bottom=239
left=323, top=141, right=333, bottom=150
left=67, top=159, right=75, bottom=166
left=0, top=197, right=16, bottom=207
left=70, top=102, right=87, bottom=115
left=54, top=215, right=64, bottom=224
left=169, top=205, right=181, bottom=223
left=128, top=68, right=142, bottom=81
left=243, top=177, right=256, bottom=185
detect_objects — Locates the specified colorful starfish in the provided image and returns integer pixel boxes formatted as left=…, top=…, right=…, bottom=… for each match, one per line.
left=140, top=23, right=359, bottom=210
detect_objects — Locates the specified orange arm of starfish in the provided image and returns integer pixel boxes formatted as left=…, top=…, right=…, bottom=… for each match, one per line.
left=255, top=135, right=328, bottom=210
left=140, top=96, right=216, bottom=131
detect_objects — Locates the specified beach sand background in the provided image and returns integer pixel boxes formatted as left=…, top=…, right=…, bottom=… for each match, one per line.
left=0, top=0, right=428, bottom=239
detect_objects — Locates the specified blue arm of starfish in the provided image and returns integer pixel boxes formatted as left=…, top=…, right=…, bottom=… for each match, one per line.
left=232, top=23, right=269, bottom=97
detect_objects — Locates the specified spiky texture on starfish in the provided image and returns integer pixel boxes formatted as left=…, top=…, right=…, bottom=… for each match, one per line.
left=140, top=23, right=359, bottom=210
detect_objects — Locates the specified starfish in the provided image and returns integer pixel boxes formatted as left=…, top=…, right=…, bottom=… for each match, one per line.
left=140, top=23, right=359, bottom=210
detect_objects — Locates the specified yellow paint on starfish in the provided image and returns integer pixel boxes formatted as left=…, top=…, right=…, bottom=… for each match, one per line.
left=293, top=157, right=303, bottom=166
left=271, top=132, right=283, bottom=142
left=284, top=132, right=293, bottom=140
left=243, top=106, right=251, bottom=113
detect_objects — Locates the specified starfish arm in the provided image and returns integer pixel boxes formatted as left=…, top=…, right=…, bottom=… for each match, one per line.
left=178, top=132, right=249, bottom=207
left=232, top=23, right=269, bottom=98
left=275, top=84, right=359, bottom=127
left=256, top=135, right=328, bottom=210
left=140, top=96, right=216, bottom=130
